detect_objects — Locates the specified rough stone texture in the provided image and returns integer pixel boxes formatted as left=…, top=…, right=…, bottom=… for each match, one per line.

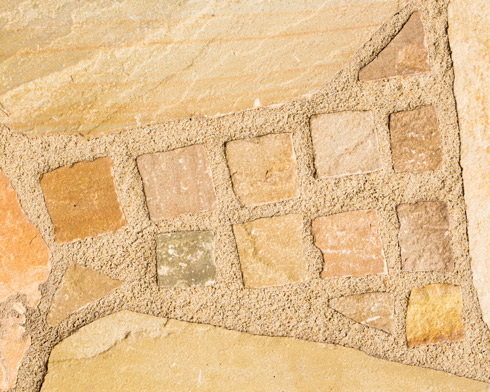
left=156, top=231, right=216, bottom=287
left=406, top=284, right=465, bottom=347
left=389, top=105, right=442, bottom=173
left=310, top=111, right=383, bottom=178
left=449, top=0, right=490, bottom=328
left=312, top=210, right=386, bottom=278
left=225, top=133, right=299, bottom=206
left=137, top=145, right=217, bottom=221
left=397, top=201, right=453, bottom=272
left=359, top=12, right=429, bottom=80
left=39, top=311, right=488, bottom=392
left=329, top=292, right=394, bottom=333
left=40, top=158, right=127, bottom=243
left=233, top=215, right=306, bottom=287
left=47, top=264, right=121, bottom=326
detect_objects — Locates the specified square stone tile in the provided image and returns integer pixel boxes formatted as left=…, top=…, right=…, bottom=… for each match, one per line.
left=233, top=214, right=307, bottom=288
left=312, top=210, right=386, bottom=278
left=40, top=157, right=127, bottom=243
left=156, top=231, right=216, bottom=287
left=225, top=133, right=299, bottom=206
left=137, top=145, right=217, bottom=220
left=397, top=201, right=453, bottom=272
left=310, top=111, right=383, bottom=178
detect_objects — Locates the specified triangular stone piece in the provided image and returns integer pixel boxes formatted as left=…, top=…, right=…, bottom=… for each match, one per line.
left=359, top=12, right=429, bottom=80
left=47, top=264, right=121, bottom=326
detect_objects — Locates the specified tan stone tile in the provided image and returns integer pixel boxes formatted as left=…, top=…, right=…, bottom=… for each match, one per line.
left=406, top=284, right=464, bottom=347
left=310, top=111, right=383, bottom=178
left=397, top=201, right=453, bottom=272
left=359, top=12, right=429, bottom=81
left=233, top=214, right=306, bottom=287
left=137, top=145, right=217, bottom=221
left=40, top=158, right=127, bottom=243
left=329, top=292, right=394, bottom=333
left=313, top=210, right=386, bottom=278
left=225, top=133, right=299, bottom=206
left=47, top=264, right=121, bottom=326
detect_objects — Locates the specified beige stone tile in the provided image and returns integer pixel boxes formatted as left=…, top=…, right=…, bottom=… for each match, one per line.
left=310, top=111, right=383, bottom=178
left=397, top=201, right=453, bottom=272
left=233, top=214, right=307, bottom=287
left=225, top=133, right=299, bottom=206
left=40, top=158, right=127, bottom=243
left=137, top=145, right=217, bottom=221
left=359, top=12, right=429, bottom=81
left=406, top=284, right=464, bottom=347
left=312, top=210, right=386, bottom=278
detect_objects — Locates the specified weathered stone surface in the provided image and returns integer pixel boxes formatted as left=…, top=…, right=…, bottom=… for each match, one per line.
left=40, top=311, right=488, bottom=392
left=156, top=231, right=216, bottom=287
left=137, top=145, right=217, bottom=221
left=225, top=133, right=299, bottom=206
left=0, top=171, right=51, bottom=306
left=312, top=210, right=386, bottom=278
left=40, top=158, right=127, bottom=243
left=310, top=111, right=383, bottom=178
left=449, top=0, right=490, bottom=328
left=389, top=106, right=442, bottom=173
left=406, top=284, right=464, bottom=347
left=47, top=264, right=121, bottom=326
left=359, top=12, right=429, bottom=81
left=397, top=201, right=453, bottom=272
left=329, top=292, right=394, bottom=333
left=233, top=215, right=306, bottom=287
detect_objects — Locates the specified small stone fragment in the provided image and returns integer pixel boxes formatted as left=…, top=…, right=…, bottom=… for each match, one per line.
left=313, top=210, right=386, bottom=278
left=310, top=111, right=383, bottom=178
left=397, top=201, right=453, bottom=272
left=225, top=133, right=299, bottom=206
left=137, top=145, right=217, bottom=221
left=233, top=214, right=307, bottom=287
left=406, top=284, right=464, bottom=347
left=359, top=12, right=429, bottom=80
left=40, top=158, right=127, bottom=243
left=329, top=292, right=394, bottom=333
left=156, top=231, right=216, bottom=287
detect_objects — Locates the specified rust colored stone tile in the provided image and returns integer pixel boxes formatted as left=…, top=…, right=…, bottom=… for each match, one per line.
left=0, top=171, right=51, bottom=307
left=40, top=158, right=127, bottom=243
left=329, top=292, right=394, bottom=333
left=137, top=145, right=217, bottom=221
left=233, top=214, right=307, bottom=288
left=359, top=12, right=429, bottom=80
left=313, top=210, right=386, bottom=278
left=390, top=106, right=442, bottom=173
left=225, top=133, right=299, bottom=206
left=47, top=264, right=121, bottom=326
left=310, top=111, right=383, bottom=178
left=397, top=201, right=453, bottom=272
left=406, top=284, right=464, bottom=347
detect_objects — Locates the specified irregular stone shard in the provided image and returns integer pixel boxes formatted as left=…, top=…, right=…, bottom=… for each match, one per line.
left=225, top=133, right=299, bottom=206
left=329, top=292, right=394, bottom=333
left=233, top=214, right=307, bottom=287
left=397, top=201, right=453, bottom=272
left=312, top=210, right=386, bottom=278
left=389, top=106, right=442, bottom=173
left=406, top=284, right=465, bottom=347
left=310, top=111, right=383, bottom=178
left=40, top=158, right=127, bottom=243
left=0, top=171, right=51, bottom=306
left=40, top=311, right=488, bottom=392
left=47, top=264, right=121, bottom=326
left=156, top=231, right=216, bottom=287
left=137, top=145, right=217, bottom=221
left=359, top=12, right=430, bottom=81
